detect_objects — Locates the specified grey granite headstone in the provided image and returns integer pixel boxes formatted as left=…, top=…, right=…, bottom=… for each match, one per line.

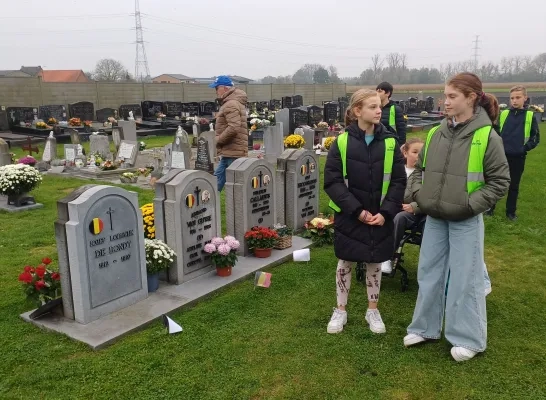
left=116, top=140, right=138, bottom=166
left=118, top=120, right=137, bottom=142
left=111, top=126, right=124, bottom=152
left=301, top=126, right=315, bottom=150
left=225, top=158, right=277, bottom=256
left=69, top=129, right=80, bottom=145
left=275, top=109, right=290, bottom=136
left=194, top=136, right=213, bottom=173
left=64, top=144, right=78, bottom=162
left=42, top=132, right=57, bottom=162
left=163, top=170, right=221, bottom=283
left=275, top=149, right=297, bottom=225
left=153, top=169, right=186, bottom=250
left=64, top=185, right=147, bottom=324
left=90, top=134, right=111, bottom=159
left=284, top=149, right=320, bottom=230
left=170, top=127, right=191, bottom=170
left=263, top=122, right=284, bottom=165
left=0, top=138, right=11, bottom=166
left=198, top=129, right=217, bottom=165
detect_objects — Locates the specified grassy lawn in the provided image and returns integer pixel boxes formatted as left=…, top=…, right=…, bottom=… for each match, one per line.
left=0, top=126, right=545, bottom=399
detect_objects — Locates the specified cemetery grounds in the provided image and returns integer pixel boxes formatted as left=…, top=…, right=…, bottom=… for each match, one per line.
left=1, top=125, right=545, bottom=399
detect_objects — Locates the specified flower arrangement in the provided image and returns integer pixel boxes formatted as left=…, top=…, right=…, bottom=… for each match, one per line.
left=17, top=155, right=37, bottom=166
left=273, top=223, right=293, bottom=249
left=529, top=104, right=544, bottom=113
left=499, top=103, right=508, bottom=110
left=249, top=112, right=259, bottom=118
left=302, top=216, right=334, bottom=247
left=420, top=111, right=429, bottom=116
left=284, top=134, right=305, bottom=149
left=0, top=164, right=43, bottom=196
left=18, top=258, right=61, bottom=307
left=203, top=236, right=240, bottom=268
left=69, top=117, right=81, bottom=126
left=83, top=120, right=92, bottom=127
left=155, top=112, right=166, bottom=119
left=139, top=141, right=146, bottom=151
left=36, top=121, right=48, bottom=129
left=137, top=167, right=153, bottom=177
left=144, top=239, right=176, bottom=274
left=244, top=226, right=279, bottom=250
left=198, top=117, right=209, bottom=125
left=250, top=118, right=263, bottom=130
left=403, top=114, right=408, bottom=121
left=323, top=136, right=335, bottom=150
left=120, top=172, right=138, bottom=183
left=253, top=143, right=261, bottom=151
left=267, top=113, right=276, bottom=123
left=141, top=203, right=155, bottom=239
left=317, top=121, right=329, bottom=129
left=99, top=160, right=118, bottom=171
left=48, top=117, right=57, bottom=125
left=108, top=117, right=117, bottom=123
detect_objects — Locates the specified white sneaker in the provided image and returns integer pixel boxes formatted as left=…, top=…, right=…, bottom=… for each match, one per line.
left=451, top=347, right=478, bottom=362
left=403, top=333, right=427, bottom=347
left=381, top=260, right=393, bottom=274
left=327, top=308, right=347, bottom=334
left=365, top=309, right=386, bottom=334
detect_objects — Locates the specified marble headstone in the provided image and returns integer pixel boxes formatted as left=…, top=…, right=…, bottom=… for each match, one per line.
left=42, top=132, right=57, bottom=162
left=170, top=127, right=191, bottom=170
left=0, top=138, right=11, bottom=166
left=263, top=122, right=284, bottom=165
left=116, top=140, right=138, bottom=166
left=300, top=126, right=315, bottom=150
left=118, top=120, right=137, bottom=142
left=89, top=134, right=111, bottom=159
left=275, top=149, right=297, bottom=225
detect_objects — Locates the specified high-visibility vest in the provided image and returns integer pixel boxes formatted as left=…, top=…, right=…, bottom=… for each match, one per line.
left=328, top=132, right=396, bottom=212
left=423, top=125, right=491, bottom=194
left=498, top=109, right=533, bottom=144
left=389, top=105, right=396, bottom=132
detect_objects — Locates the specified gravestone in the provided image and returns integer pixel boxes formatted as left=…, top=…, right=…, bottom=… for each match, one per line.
left=200, top=101, right=217, bottom=116
left=118, top=104, right=142, bottom=120
left=283, top=149, right=320, bottom=230
left=170, top=127, right=191, bottom=170
left=163, top=101, right=184, bottom=118
left=39, top=105, right=66, bottom=121
left=275, top=109, right=290, bottom=136
left=292, top=95, right=303, bottom=108
left=163, top=143, right=173, bottom=173
left=153, top=169, right=185, bottom=253
left=42, top=132, right=57, bottom=162
left=118, top=120, right=137, bottom=142
left=256, top=101, right=269, bottom=112
left=300, top=126, right=315, bottom=150
left=68, top=102, right=94, bottom=121
left=181, top=102, right=200, bottom=116
left=338, top=101, right=348, bottom=122
left=64, top=144, right=78, bottom=162
left=263, top=122, right=284, bottom=164
left=290, top=109, right=309, bottom=134
left=95, top=108, right=116, bottom=123
left=195, top=134, right=214, bottom=173
left=59, top=185, right=147, bottom=324
left=69, top=129, right=81, bottom=145
left=323, top=102, right=339, bottom=124
left=116, top=140, right=138, bottom=166
left=162, top=170, right=221, bottom=283
left=308, top=106, right=323, bottom=126
left=6, top=107, right=37, bottom=127
left=141, top=101, right=164, bottom=119
left=282, top=96, right=293, bottom=109
left=0, top=138, right=11, bottom=166
left=111, top=126, right=123, bottom=152
left=275, top=149, right=297, bottom=225
left=90, top=134, right=111, bottom=159
left=270, top=99, right=281, bottom=111
left=225, top=158, right=277, bottom=256
left=0, top=106, right=8, bottom=131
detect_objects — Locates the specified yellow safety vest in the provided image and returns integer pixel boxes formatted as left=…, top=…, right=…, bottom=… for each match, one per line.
left=389, top=105, right=396, bottom=132
left=499, top=109, right=533, bottom=144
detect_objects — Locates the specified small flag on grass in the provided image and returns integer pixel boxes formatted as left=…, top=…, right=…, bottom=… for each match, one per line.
left=254, top=271, right=272, bottom=288
left=162, top=314, right=183, bottom=334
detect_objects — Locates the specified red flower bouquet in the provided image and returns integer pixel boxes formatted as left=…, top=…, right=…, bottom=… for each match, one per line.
left=18, top=257, right=61, bottom=307
left=244, top=226, right=279, bottom=250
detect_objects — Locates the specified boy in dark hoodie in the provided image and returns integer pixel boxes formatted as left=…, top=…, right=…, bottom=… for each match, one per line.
left=376, top=81, right=407, bottom=144
left=486, top=85, right=540, bottom=220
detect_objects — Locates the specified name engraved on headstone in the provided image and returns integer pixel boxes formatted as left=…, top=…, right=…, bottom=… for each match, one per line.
left=194, top=136, right=212, bottom=172
left=39, top=105, right=66, bottom=121
left=68, top=102, right=94, bottom=121
left=181, top=102, right=200, bottom=116
left=163, top=101, right=184, bottom=118
left=119, top=104, right=142, bottom=120
left=141, top=101, right=164, bottom=119
left=247, top=167, right=275, bottom=229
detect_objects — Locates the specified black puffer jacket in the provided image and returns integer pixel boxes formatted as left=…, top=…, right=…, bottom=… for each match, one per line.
left=380, top=101, right=407, bottom=144
left=324, top=123, right=406, bottom=263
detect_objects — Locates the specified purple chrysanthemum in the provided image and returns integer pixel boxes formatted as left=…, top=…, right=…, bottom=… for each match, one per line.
left=204, top=243, right=216, bottom=254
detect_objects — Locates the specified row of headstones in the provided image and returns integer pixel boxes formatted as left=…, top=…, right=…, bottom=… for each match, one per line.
left=54, top=148, right=320, bottom=325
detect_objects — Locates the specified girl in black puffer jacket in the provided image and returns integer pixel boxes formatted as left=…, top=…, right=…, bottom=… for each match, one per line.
left=324, top=89, right=406, bottom=335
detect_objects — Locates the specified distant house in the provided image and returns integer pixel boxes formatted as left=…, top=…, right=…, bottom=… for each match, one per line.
left=20, top=66, right=43, bottom=77
left=39, top=70, right=90, bottom=83
left=152, top=74, right=195, bottom=84
left=0, top=70, right=32, bottom=77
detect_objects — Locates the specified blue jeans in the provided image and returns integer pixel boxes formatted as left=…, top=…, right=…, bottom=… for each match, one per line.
left=408, top=214, right=487, bottom=352
left=214, top=157, right=236, bottom=192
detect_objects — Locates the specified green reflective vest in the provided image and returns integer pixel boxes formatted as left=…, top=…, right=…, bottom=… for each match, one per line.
left=329, top=132, right=396, bottom=212
left=423, top=125, right=491, bottom=194
left=389, top=105, right=396, bottom=132
left=498, top=109, right=533, bottom=144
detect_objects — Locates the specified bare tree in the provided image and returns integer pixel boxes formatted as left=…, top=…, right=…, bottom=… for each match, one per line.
left=371, top=54, right=383, bottom=79
left=533, top=53, right=546, bottom=78
left=93, top=59, right=130, bottom=81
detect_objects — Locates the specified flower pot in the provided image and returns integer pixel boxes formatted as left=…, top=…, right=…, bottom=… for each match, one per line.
left=147, top=272, right=160, bottom=292
left=7, top=192, right=36, bottom=207
left=216, top=266, right=232, bottom=277
left=274, top=235, right=292, bottom=250
left=254, top=248, right=272, bottom=258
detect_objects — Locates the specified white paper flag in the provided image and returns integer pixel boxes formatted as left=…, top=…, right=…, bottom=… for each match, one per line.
left=162, top=315, right=183, bottom=334
left=293, top=248, right=310, bottom=262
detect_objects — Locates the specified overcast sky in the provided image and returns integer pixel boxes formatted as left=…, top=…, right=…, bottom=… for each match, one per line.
left=1, top=0, right=545, bottom=80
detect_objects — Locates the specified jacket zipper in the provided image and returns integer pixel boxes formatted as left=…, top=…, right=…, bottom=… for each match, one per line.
left=368, top=140, right=375, bottom=258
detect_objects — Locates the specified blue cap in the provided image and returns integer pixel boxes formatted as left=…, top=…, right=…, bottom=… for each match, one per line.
left=209, top=75, right=233, bottom=88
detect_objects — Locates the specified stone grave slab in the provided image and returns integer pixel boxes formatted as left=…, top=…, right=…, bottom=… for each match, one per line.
left=163, top=101, right=183, bottom=118
left=282, top=96, right=293, bottom=109
left=323, top=102, right=339, bottom=124
left=42, top=132, right=57, bottom=162
left=308, top=105, right=323, bottom=126
left=269, top=99, right=281, bottom=111
left=1, top=138, right=12, bottom=166
left=6, top=107, right=37, bottom=127
left=119, top=104, right=142, bottom=120
left=194, top=134, right=214, bottom=173
left=116, top=140, right=138, bottom=166
left=68, top=102, right=94, bottom=121
left=39, top=105, right=66, bottom=121
left=111, top=126, right=123, bottom=152
left=117, top=120, right=137, bottom=142
left=169, top=127, right=191, bottom=170
left=95, top=108, right=117, bottom=123
left=141, top=101, right=164, bottom=119
left=163, top=170, right=221, bottom=283
left=292, top=95, right=303, bottom=108
left=200, top=101, right=217, bottom=116
left=225, top=158, right=277, bottom=256
left=153, top=169, right=186, bottom=250
left=62, top=185, right=147, bottom=324
left=275, top=149, right=297, bottom=225
left=64, top=144, right=78, bottom=162
left=89, top=134, right=111, bottom=159
left=301, top=126, right=315, bottom=150
left=263, top=122, right=284, bottom=165
left=181, top=102, right=200, bottom=116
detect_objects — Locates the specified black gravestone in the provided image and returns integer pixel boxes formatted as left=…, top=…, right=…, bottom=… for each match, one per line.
left=416, top=100, right=427, bottom=112
left=270, top=99, right=281, bottom=110
left=255, top=101, right=268, bottom=112
left=397, top=100, right=408, bottom=114
left=338, top=96, right=349, bottom=103
left=338, top=101, right=348, bottom=123
left=282, top=96, right=293, bottom=109
left=292, top=95, right=303, bottom=108
left=425, top=96, right=435, bottom=112
left=182, top=102, right=200, bottom=116
left=307, top=106, right=323, bottom=126
left=290, top=109, right=309, bottom=133
left=323, top=102, right=339, bottom=125
left=200, top=101, right=217, bottom=115
left=95, top=108, right=117, bottom=122
left=119, top=104, right=142, bottom=120
left=68, top=102, right=94, bottom=121
left=163, top=101, right=184, bottom=118
left=6, top=107, right=37, bottom=127
left=141, top=101, right=164, bottom=119
left=39, top=105, right=66, bottom=121
left=0, top=107, right=9, bottom=131
left=407, top=97, right=418, bottom=114
left=194, top=136, right=213, bottom=173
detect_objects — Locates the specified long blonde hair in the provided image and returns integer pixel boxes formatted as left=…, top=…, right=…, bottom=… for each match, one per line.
left=345, top=89, right=381, bottom=126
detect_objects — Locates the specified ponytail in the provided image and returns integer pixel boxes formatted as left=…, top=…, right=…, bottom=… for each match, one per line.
left=479, top=93, right=500, bottom=124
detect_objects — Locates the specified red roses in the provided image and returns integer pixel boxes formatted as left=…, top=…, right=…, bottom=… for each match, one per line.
left=17, top=257, right=61, bottom=308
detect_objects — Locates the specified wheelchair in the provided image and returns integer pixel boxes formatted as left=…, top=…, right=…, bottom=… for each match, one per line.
left=356, top=217, right=426, bottom=292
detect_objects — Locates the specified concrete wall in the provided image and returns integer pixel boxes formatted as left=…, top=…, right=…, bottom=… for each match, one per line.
left=0, top=77, right=347, bottom=108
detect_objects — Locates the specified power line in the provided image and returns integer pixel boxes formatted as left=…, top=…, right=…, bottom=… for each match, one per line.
left=134, top=0, right=150, bottom=81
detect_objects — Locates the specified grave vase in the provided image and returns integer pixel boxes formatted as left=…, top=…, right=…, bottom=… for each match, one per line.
left=253, top=248, right=272, bottom=258
left=7, top=192, right=36, bottom=207
left=216, top=266, right=232, bottom=277
left=147, top=272, right=160, bottom=292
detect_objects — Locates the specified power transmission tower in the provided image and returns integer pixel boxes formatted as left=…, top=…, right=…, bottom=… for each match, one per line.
left=134, top=0, right=150, bottom=82
left=472, top=35, right=480, bottom=72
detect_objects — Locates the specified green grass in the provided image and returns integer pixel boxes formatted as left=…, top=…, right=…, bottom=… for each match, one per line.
left=0, top=126, right=545, bottom=399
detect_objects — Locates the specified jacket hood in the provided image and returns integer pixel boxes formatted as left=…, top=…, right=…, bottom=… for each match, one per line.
left=442, top=106, right=493, bottom=139
left=346, top=122, right=396, bottom=141
left=221, top=87, right=247, bottom=105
